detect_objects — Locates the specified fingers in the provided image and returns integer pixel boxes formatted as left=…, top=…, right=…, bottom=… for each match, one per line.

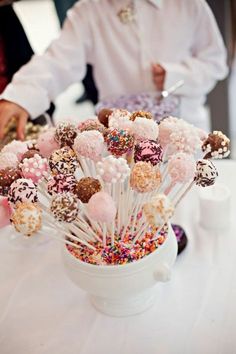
left=151, top=63, right=166, bottom=91
left=17, top=113, right=28, bottom=141
left=0, top=108, right=12, bottom=140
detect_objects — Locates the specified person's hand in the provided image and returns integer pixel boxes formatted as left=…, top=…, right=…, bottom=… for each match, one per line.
left=0, top=100, right=29, bottom=140
left=151, top=63, right=166, bottom=91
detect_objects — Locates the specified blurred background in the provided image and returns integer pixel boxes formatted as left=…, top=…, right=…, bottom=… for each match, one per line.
left=12, top=0, right=236, bottom=156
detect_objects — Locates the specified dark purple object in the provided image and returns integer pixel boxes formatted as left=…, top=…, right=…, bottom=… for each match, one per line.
left=172, top=224, right=188, bottom=255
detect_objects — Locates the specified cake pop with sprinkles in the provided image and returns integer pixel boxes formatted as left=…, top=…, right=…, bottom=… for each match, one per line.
left=8, top=178, right=38, bottom=206
left=1, top=140, right=28, bottom=161
left=143, top=194, right=174, bottom=229
left=97, top=156, right=130, bottom=183
left=0, top=168, right=21, bottom=196
left=131, top=117, right=159, bottom=141
left=11, top=203, right=42, bottom=237
left=49, top=147, right=78, bottom=175
left=168, top=152, right=196, bottom=184
left=158, top=116, right=180, bottom=148
left=50, top=192, right=79, bottom=222
left=105, top=128, right=134, bottom=157
left=194, top=159, right=218, bottom=187
left=47, top=174, right=77, bottom=195
left=20, top=154, right=48, bottom=184
left=78, top=118, right=106, bottom=134
left=73, top=130, right=104, bottom=161
left=108, top=109, right=132, bottom=132
left=76, top=177, right=102, bottom=203
left=134, top=139, right=163, bottom=166
left=0, top=152, right=18, bottom=170
left=87, top=191, right=116, bottom=223
left=37, top=128, right=60, bottom=158
left=202, top=131, right=230, bottom=159
left=55, top=122, right=78, bottom=148
left=130, top=162, right=161, bottom=193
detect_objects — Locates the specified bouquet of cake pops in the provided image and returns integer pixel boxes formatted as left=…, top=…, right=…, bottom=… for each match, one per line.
left=0, top=108, right=230, bottom=265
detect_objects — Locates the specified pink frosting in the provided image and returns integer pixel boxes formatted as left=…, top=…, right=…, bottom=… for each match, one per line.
left=0, top=197, right=12, bottom=228
left=1, top=140, right=28, bottom=161
left=87, top=191, right=117, bottom=223
left=131, top=117, right=159, bottom=141
left=73, top=131, right=104, bottom=161
left=158, top=116, right=180, bottom=148
left=20, top=154, right=48, bottom=184
left=168, top=152, right=196, bottom=183
left=0, top=153, right=18, bottom=169
left=37, top=128, right=60, bottom=158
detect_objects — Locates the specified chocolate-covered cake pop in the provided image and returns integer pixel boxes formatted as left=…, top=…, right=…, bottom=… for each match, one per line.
left=76, top=177, right=102, bottom=203
left=202, top=131, right=230, bottom=159
left=97, top=108, right=113, bottom=128
left=49, top=147, right=78, bottom=175
left=105, top=128, right=134, bottom=157
left=194, top=159, right=218, bottom=187
left=134, top=139, right=163, bottom=166
left=50, top=192, right=79, bottom=222
left=130, top=111, right=153, bottom=121
left=47, top=174, right=77, bottom=195
left=11, top=203, right=42, bottom=237
left=55, top=122, right=78, bottom=147
left=78, top=118, right=106, bottom=134
left=21, top=149, right=41, bottom=161
left=8, top=178, right=38, bottom=206
left=0, top=168, right=21, bottom=196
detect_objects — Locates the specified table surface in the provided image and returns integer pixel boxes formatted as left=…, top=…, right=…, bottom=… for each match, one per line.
left=0, top=160, right=236, bottom=354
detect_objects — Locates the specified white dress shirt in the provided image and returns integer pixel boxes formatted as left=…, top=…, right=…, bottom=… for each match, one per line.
left=0, top=0, right=228, bottom=128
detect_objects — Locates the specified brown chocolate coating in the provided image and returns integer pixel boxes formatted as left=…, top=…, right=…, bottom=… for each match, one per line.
left=21, top=149, right=41, bottom=161
left=130, top=111, right=153, bottom=121
left=0, top=168, right=22, bottom=196
left=202, top=131, right=230, bottom=159
left=97, top=108, right=113, bottom=128
left=55, top=122, right=77, bottom=148
left=76, top=177, right=101, bottom=203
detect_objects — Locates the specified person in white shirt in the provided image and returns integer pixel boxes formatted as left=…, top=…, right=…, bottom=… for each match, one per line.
left=0, top=0, right=228, bottom=140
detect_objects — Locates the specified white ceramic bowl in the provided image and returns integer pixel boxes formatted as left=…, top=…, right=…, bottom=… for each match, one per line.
left=62, top=224, right=177, bottom=317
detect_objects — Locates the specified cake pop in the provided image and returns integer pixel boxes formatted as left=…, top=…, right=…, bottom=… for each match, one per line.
left=168, top=152, right=196, bottom=184
left=87, top=191, right=116, bottom=223
left=130, top=162, right=161, bottom=193
left=202, top=131, right=230, bottom=159
left=1, top=140, right=28, bottom=161
left=78, top=118, right=106, bottom=134
left=55, top=122, right=78, bottom=148
left=49, top=147, right=78, bottom=175
left=0, top=152, right=18, bottom=170
left=37, top=128, right=60, bottom=158
left=76, top=177, right=102, bottom=203
left=143, top=194, right=174, bottom=228
left=8, top=178, right=38, bottom=206
left=47, top=174, right=77, bottom=195
left=130, top=110, right=153, bottom=121
left=0, top=168, right=21, bottom=196
left=158, top=116, right=180, bottom=148
left=11, top=202, right=42, bottom=237
left=194, top=159, right=218, bottom=187
left=73, top=131, right=104, bottom=161
left=20, top=154, right=48, bottom=183
left=97, top=108, right=113, bottom=128
left=97, top=156, right=130, bottom=183
left=105, top=128, right=134, bottom=157
left=21, top=149, right=41, bottom=161
left=108, top=109, right=132, bottom=132
left=131, top=117, right=159, bottom=141
left=134, top=139, right=163, bottom=166
left=50, top=192, right=79, bottom=222
left=0, top=197, right=12, bottom=228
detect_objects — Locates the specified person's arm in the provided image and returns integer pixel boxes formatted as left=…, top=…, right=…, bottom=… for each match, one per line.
left=160, top=0, right=228, bottom=97
left=0, top=1, right=91, bottom=138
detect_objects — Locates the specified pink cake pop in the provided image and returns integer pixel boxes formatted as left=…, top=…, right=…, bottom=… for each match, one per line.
left=0, top=153, right=18, bottom=169
left=0, top=197, right=12, bottom=228
left=73, top=130, right=104, bottom=161
left=134, top=139, right=163, bottom=166
left=1, top=140, right=28, bottom=161
left=87, top=191, right=117, bottom=223
left=108, top=109, right=132, bottom=132
left=78, top=118, right=106, bottom=134
left=158, top=116, right=180, bottom=148
left=97, top=156, right=130, bottom=183
left=47, top=174, right=77, bottom=195
left=8, top=178, right=38, bottom=206
left=37, top=128, right=60, bottom=158
left=131, top=117, right=159, bottom=141
left=20, top=154, right=48, bottom=184
left=105, top=128, right=134, bottom=157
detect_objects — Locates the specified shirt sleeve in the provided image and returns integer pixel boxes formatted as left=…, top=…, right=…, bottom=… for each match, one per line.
left=160, top=0, right=228, bottom=98
left=0, top=2, right=91, bottom=118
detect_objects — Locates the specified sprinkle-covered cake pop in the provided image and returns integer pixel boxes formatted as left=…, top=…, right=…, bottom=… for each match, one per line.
left=8, top=178, right=38, bottom=206
left=55, top=122, right=78, bottom=148
left=0, top=152, right=18, bottom=170
left=87, top=191, right=116, bottom=223
left=97, top=108, right=113, bottom=127
left=50, top=192, right=79, bottom=222
left=143, top=194, right=174, bottom=228
left=97, top=156, right=130, bottom=183
left=37, top=128, right=60, bottom=158
left=168, top=152, right=196, bottom=184
left=108, top=110, right=132, bottom=132
left=131, top=117, right=159, bottom=141
left=11, top=202, right=42, bottom=237
left=0, top=168, right=21, bottom=196
left=76, top=177, right=102, bottom=203
left=49, top=147, right=78, bottom=175
left=78, top=118, right=106, bottom=134
left=105, top=128, right=134, bottom=157
left=202, top=131, right=230, bottom=159
left=194, top=159, right=218, bottom=187
left=130, top=110, right=153, bottom=121
left=134, top=139, right=163, bottom=166
left=73, top=131, right=104, bottom=161
left=158, top=116, right=180, bottom=148
left=130, top=162, right=161, bottom=193
left=20, top=154, right=48, bottom=183
left=1, top=140, right=28, bottom=161
left=47, top=174, right=77, bottom=195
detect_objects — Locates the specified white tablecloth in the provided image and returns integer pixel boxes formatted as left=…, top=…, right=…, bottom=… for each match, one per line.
left=0, top=160, right=236, bottom=354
